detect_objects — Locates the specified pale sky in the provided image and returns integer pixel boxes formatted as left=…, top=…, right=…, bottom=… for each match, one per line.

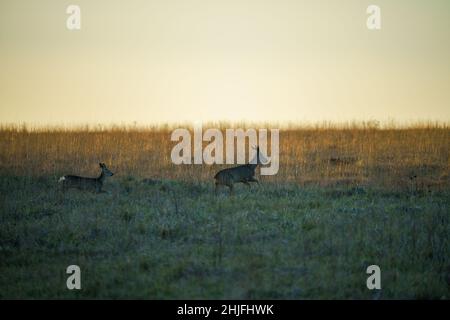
left=1, top=0, right=449, bottom=125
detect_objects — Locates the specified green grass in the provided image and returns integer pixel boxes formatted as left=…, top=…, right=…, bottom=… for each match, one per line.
left=0, top=176, right=449, bottom=299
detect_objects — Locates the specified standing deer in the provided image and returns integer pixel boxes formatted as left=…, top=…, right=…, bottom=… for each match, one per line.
left=59, top=163, right=114, bottom=193
left=214, top=146, right=265, bottom=195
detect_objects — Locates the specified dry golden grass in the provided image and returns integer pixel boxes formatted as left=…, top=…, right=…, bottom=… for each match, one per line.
left=0, top=122, right=448, bottom=192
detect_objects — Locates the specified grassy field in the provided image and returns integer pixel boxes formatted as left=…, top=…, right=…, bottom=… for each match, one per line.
left=0, top=123, right=449, bottom=299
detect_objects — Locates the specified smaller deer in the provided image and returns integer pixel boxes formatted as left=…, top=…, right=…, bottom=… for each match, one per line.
left=214, top=146, right=266, bottom=195
left=59, top=163, right=114, bottom=193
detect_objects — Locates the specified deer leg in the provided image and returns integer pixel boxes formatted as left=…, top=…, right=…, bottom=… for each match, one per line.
left=228, top=183, right=234, bottom=196
left=61, top=182, right=69, bottom=193
left=215, top=182, right=220, bottom=195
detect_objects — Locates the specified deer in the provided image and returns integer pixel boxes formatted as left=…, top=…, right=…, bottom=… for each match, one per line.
left=58, top=163, right=114, bottom=193
left=214, top=146, right=266, bottom=195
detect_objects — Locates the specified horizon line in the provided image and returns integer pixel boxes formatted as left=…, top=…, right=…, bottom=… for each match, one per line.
left=1, top=119, right=449, bottom=131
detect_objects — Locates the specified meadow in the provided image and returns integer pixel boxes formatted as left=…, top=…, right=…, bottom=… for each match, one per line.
left=0, top=122, right=449, bottom=299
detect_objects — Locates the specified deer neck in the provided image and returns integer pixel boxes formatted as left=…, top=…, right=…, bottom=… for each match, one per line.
left=248, top=150, right=260, bottom=170
left=98, top=170, right=106, bottom=183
